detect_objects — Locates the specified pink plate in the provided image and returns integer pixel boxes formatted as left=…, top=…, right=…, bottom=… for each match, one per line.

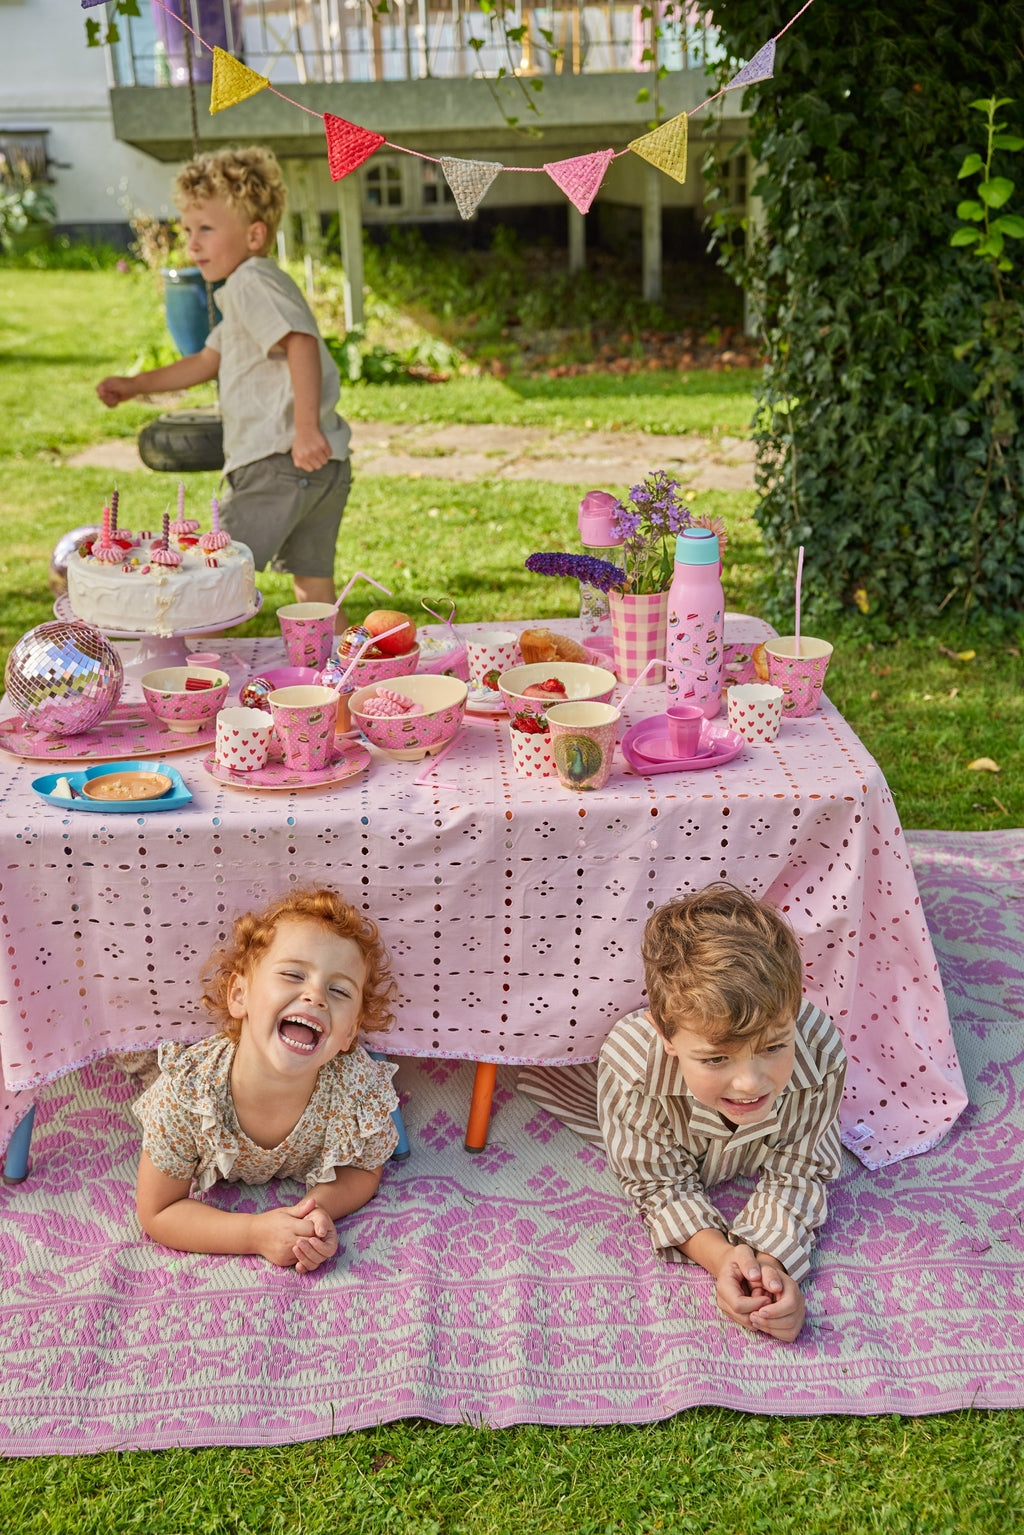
left=0, top=703, right=216, bottom=761
left=620, top=717, right=746, bottom=775
left=203, top=739, right=371, bottom=791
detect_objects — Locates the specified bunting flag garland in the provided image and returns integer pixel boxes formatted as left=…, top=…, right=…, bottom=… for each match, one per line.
left=209, top=48, right=270, bottom=115
left=628, top=112, right=689, bottom=187
left=440, top=157, right=502, bottom=221
left=100, top=0, right=815, bottom=203
left=725, top=38, right=776, bottom=91
left=544, top=149, right=615, bottom=216
left=324, top=113, right=386, bottom=181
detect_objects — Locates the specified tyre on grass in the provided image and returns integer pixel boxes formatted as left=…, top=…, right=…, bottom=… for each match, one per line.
left=137, top=410, right=225, bottom=473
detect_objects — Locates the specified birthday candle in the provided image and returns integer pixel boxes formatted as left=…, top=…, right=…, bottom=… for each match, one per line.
left=211, top=495, right=220, bottom=534
left=101, top=502, right=112, bottom=546
left=161, top=510, right=170, bottom=549
left=110, top=486, right=119, bottom=534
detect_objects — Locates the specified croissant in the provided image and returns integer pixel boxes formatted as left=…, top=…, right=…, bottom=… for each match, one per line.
left=519, top=628, right=591, bottom=665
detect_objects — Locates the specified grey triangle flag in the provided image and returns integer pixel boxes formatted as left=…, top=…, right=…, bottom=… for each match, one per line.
left=440, top=157, right=502, bottom=220
left=726, top=38, right=776, bottom=91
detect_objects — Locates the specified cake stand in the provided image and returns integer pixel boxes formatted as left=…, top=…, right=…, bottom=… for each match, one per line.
left=54, top=592, right=264, bottom=673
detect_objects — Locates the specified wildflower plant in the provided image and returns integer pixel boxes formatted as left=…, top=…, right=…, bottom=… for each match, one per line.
left=612, top=470, right=693, bottom=594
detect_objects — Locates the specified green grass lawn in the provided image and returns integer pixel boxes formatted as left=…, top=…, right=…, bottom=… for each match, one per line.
left=1, top=267, right=1022, bottom=1532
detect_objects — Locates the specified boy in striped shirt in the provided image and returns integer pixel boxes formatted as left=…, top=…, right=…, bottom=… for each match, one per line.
left=597, top=885, right=846, bottom=1343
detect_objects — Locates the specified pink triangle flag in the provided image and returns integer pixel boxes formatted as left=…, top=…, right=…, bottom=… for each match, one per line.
left=544, top=149, right=614, bottom=216
left=725, top=39, right=776, bottom=91
left=324, top=113, right=386, bottom=182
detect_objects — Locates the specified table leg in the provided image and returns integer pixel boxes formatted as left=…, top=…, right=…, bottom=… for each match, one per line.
left=465, top=1062, right=497, bottom=1153
left=3, top=1105, right=35, bottom=1185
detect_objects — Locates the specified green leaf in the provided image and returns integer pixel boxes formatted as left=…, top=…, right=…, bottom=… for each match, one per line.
left=950, top=227, right=981, bottom=246
left=992, top=214, right=1024, bottom=238
left=957, top=154, right=984, bottom=178
left=975, top=231, right=1005, bottom=256
left=993, top=134, right=1024, bottom=151
left=635, top=87, right=650, bottom=103
left=955, top=200, right=985, bottom=221
left=978, top=177, right=1014, bottom=208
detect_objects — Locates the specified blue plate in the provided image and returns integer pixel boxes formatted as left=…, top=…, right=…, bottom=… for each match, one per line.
left=31, top=760, right=193, bottom=814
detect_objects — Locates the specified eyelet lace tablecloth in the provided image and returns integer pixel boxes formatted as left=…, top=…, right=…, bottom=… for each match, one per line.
left=0, top=618, right=967, bottom=1171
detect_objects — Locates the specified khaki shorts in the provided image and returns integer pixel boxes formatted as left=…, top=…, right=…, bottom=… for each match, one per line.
left=220, top=453, right=351, bottom=578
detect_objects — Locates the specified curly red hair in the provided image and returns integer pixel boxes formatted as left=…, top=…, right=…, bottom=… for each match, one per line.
left=202, top=887, right=396, bottom=1045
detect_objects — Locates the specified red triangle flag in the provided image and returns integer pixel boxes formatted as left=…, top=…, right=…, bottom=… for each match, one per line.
left=324, top=113, right=385, bottom=182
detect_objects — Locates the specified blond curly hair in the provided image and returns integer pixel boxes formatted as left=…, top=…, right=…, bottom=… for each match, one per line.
left=642, top=883, right=802, bottom=1045
left=202, top=887, right=397, bottom=1045
left=174, top=146, right=286, bottom=251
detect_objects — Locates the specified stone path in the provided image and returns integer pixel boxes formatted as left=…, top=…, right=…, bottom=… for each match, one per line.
left=67, top=421, right=754, bottom=491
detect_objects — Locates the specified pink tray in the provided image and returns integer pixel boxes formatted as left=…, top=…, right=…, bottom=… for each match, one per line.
left=0, top=704, right=216, bottom=762
left=203, top=739, right=371, bottom=792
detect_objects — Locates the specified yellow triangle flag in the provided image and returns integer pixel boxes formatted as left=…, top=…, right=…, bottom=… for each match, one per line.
left=209, top=47, right=270, bottom=115
left=628, top=112, right=689, bottom=186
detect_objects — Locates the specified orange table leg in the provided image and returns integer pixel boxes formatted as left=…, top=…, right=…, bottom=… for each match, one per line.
left=465, top=1062, right=498, bottom=1152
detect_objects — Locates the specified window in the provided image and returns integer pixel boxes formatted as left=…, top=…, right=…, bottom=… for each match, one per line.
left=421, top=162, right=454, bottom=208
left=364, top=160, right=404, bottom=210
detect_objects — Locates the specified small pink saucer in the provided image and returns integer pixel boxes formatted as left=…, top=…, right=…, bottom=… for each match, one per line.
left=621, top=717, right=745, bottom=775
left=203, top=739, right=370, bottom=791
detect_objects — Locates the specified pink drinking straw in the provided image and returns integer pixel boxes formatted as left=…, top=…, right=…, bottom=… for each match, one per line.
left=335, top=621, right=410, bottom=689
left=617, top=656, right=664, bottom=712
left=413, top=733, right=460, bottom=789
left=794, top=545, right=805, bottom=658
left=333, top=572, right=393, bottom=611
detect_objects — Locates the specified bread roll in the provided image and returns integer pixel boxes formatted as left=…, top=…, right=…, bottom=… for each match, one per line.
left=519, top=628, right=590, bottom=665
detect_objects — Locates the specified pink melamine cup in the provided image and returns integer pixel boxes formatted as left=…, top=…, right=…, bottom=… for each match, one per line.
left=277, top=603, right=337, bottom=672
left=764, top=637, right=833, bottom=717
left=267, top=685, right=340, bottom=773
left=665, top=704, right=704, bottom=759
left=546, top=701, right=620, bottom=792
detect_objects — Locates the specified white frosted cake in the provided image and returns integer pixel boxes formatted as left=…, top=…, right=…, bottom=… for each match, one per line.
left=67, top=533, right=256, bottom=636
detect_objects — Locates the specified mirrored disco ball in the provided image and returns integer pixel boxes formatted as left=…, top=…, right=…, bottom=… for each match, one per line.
left=48, top=526, right=100, bottom=598
left=4, top=621, right=123, bottom=735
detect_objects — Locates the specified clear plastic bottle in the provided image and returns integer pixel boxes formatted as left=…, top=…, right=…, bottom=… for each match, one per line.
left=577, top=491, right=623, bottom=640
left=665, top=528, right=724, bottom=717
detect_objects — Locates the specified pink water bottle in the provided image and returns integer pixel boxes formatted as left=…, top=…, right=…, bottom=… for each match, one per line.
left=665, top=528, right=724, bottom=717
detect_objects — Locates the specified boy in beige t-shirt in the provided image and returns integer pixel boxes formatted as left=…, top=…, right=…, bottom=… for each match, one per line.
left=97, top=146, right=350, bottom=609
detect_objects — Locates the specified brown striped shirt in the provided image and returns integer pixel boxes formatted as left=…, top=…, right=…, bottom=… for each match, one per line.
left=597, top=1001, right=847, bottom=1282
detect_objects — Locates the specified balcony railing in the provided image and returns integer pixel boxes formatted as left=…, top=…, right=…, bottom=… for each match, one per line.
left=108, top=1, right=723, bottom=89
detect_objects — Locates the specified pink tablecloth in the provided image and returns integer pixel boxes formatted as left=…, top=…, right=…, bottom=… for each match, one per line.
left=0, top=618, right=967, bottom=1170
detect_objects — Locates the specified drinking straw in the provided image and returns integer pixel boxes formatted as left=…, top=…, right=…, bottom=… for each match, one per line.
left=794, top=545, right=805, bottom=658
left=413, top=733, right=460, bottom=789
left=616, top=656, right=665, bottom=712
left=335, top=621, right=410, bottom=689
left=334, top=572, right=393, bottom=611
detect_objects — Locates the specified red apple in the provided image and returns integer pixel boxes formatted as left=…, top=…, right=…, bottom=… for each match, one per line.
left=363, top=608, right=417, bottom=656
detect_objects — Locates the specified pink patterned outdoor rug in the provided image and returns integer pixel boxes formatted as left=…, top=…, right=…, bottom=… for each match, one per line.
left=1, top=830, right=1022, bottom=1453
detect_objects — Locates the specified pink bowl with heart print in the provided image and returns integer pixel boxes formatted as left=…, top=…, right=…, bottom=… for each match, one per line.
left=215, top=706, right=274, bottom=771
left=726, top=683, right=784, bottom=744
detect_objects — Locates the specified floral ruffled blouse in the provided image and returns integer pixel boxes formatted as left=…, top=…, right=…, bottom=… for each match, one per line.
left=133, top=1035, right=399, bottom=1192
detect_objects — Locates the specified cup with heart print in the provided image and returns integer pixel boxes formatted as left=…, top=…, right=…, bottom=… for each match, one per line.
left=726, top=683, right=784, bottom=745
left=215, top=706, right=274, bottom=771
left=467, top=630, right=521, bottom=692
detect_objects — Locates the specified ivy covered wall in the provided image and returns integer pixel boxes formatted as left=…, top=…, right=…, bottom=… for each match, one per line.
left=705, top=0, right=1024, bottom=628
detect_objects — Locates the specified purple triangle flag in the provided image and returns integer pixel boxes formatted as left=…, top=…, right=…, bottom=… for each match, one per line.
left=726, top=39, right=776, bottom=91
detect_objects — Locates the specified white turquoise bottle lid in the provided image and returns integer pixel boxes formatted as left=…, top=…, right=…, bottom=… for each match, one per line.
left=675, top=528, right=720, bottom=564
